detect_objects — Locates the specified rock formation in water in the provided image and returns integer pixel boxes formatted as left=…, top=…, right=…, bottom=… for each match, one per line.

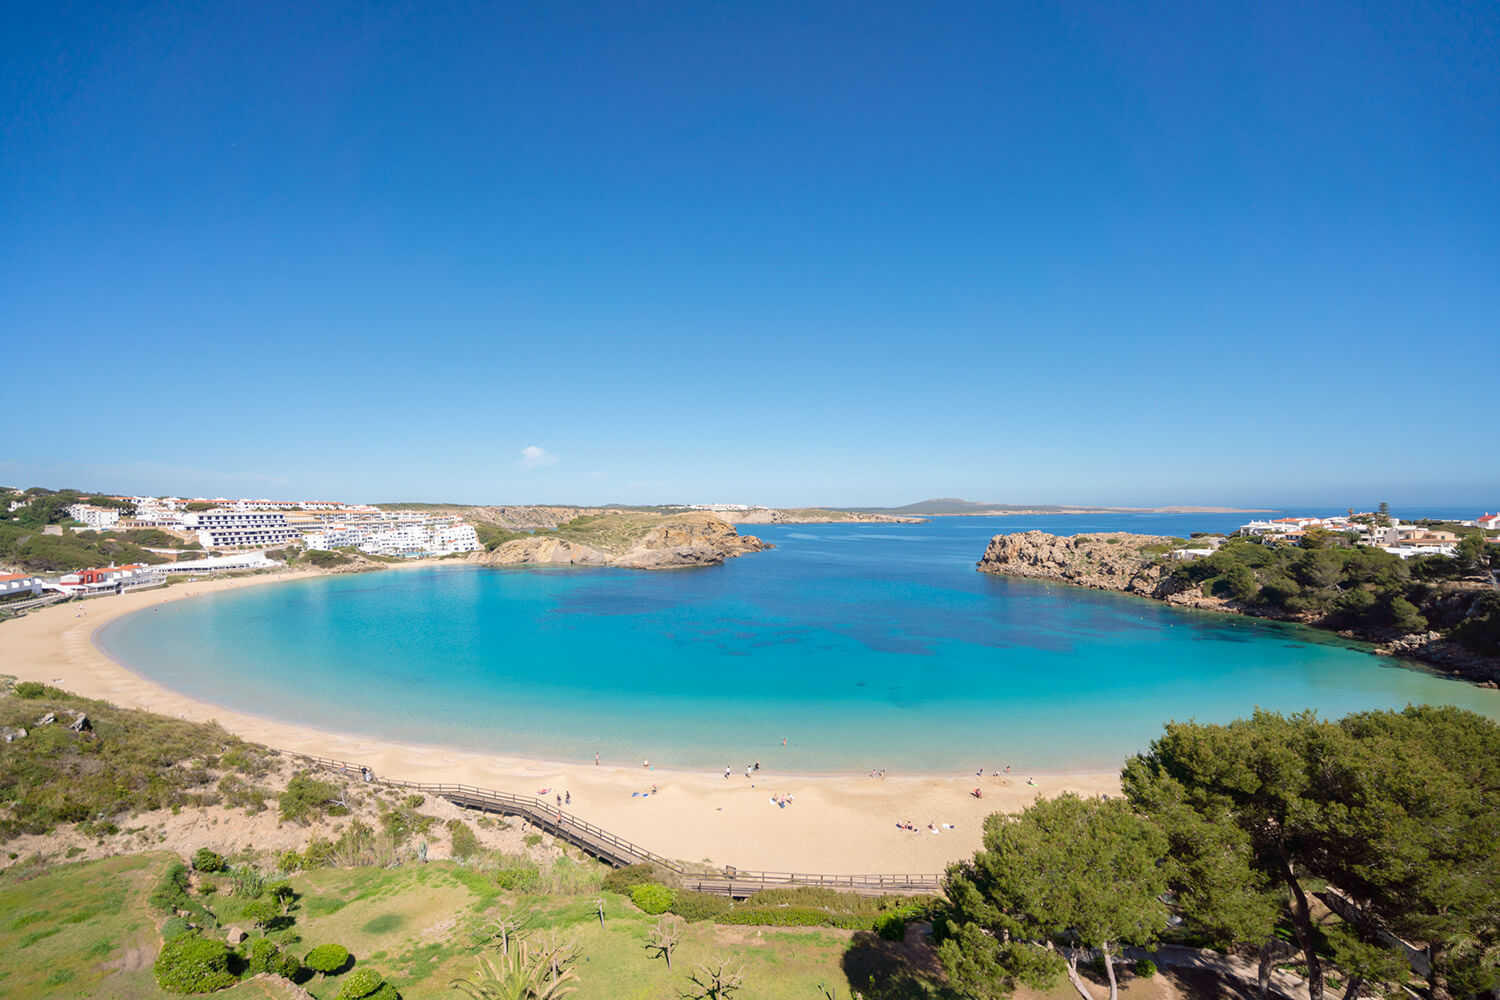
left=468, top=512, right=770, bottom=571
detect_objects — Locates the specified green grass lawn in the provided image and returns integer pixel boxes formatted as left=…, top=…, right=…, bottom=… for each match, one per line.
left=0, top=854, right=948, bottom=1000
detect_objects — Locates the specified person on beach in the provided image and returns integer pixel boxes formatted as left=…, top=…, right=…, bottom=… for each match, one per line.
left=594, top=753, right=599, bottom=766
left=651, top=783, right=657, bottom=795
left=556, top=793, right=562, bottom=807
left=746, top=765, right=752, bottom=778
left=972, top=787, right=982, bottom=799
left=565, top=790, right=571, bottom=805
left=724, top=765, right=731, bottom=779
left=753, top=761, right=760, bottom=772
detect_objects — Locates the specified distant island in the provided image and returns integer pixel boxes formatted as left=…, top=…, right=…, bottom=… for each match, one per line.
left=976, top=525, right=1500, bottom=684
left=855, top=497, right=1274, bottom=517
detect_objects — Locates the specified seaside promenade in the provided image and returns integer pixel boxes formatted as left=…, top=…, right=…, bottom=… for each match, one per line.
left=292, top=750, right=943, bottom=897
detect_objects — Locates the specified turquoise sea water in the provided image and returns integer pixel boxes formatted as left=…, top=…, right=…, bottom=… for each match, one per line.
left=97, top=513, right=1500, bottom=774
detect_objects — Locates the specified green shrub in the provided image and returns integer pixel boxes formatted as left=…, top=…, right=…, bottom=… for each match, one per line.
left=13, top=681, right=46, bottom=699
left=669, top=890, right=731, bottom=922
left=367, top=985, right=400, bottom=1000
left=245, top=938, right=299, bottom=978
left=874, top=911, right=908, bottom=941
left=302, top=838, right=337, bottom=868
left=153, top=932, right=237, bottom=993
left=279, top=772, right=346, bottom=823
left=494, top=857, right=542, bottom=892
left=192, top=849, right=227, bottom=873
left=447, top=818, right=481, bottom=859
left=1134, top=958, right=1158, bottom=978
left=629, top=883, right=676, bottom=915
left=160, top=916, right=194, bottom=941
left=228, top=865, right=265, bottom=899
left=602, top=863, right=678, bottom=894
left=305, top=943, right=351, bottom=976
left=336, top=968, right=386, bottom=1000
left=716, top=906, right=871, bottom=929
left=277, top=850, right=303, bottom=873
left=149, top=861, right=194, bottom=915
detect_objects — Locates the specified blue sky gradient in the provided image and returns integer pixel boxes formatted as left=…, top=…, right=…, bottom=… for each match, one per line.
left=4, top=2, right=1496, bottom=507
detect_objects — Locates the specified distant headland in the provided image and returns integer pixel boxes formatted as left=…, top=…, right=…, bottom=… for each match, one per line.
left=854, top=498, right=1274, bottom=517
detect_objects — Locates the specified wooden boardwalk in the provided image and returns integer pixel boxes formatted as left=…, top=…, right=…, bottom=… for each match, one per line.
left=295, top=752, right=942, bottom=899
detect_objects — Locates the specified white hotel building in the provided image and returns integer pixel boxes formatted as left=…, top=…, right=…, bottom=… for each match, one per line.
left=189, top=511, right=301, bottom=549
left=67, top=504, right=122, bottom=529
left=304, top=519, right=480, bottom=558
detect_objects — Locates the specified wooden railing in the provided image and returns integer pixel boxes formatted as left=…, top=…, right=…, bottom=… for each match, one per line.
left=289, top=750, right=942, bottom=898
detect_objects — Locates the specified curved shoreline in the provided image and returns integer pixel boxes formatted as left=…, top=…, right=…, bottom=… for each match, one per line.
left=2, top=570, right=1119, bottom=874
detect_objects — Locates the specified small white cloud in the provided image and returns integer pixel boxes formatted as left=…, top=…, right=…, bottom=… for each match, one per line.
left=518, top=445, right=559, bottom=469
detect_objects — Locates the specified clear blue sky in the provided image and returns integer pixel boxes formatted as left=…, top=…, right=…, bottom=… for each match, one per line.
left=4, top=2, right=1496, bottom=508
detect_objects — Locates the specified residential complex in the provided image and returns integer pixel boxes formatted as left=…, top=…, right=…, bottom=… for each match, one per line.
left=66, top=503, right=122, bottom=529
left=1234, top=513, right=1492, bottom=559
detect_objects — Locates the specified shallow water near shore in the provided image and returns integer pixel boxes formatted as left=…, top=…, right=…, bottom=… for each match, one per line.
left=98, top=512, right=1500, bottom=773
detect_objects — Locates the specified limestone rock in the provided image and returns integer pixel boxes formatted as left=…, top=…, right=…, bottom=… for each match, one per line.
left=225, top=926, right=247, bottom=945
left=36, top=712, right=57, bottom=726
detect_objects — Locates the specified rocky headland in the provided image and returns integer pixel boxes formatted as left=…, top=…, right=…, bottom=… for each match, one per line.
left=977, top=531, right=1500, bottom=685
left=467, top=511, right=770, bottom=570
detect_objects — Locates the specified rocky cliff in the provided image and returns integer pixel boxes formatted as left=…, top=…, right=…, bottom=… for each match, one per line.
left=977, top=531, right=1500, bottom=685
left=977, top=532, right=1188, bottom=599
left=467, top=513, right=770, bottom=571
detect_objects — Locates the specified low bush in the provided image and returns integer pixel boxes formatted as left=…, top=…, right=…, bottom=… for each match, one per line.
left=447, top=818, right=481, bottom=860
left=277, top=850, right=303, bottom=873
left=716, top=906, right=872, bottom=929
left=602, top=863, right=679, bottom=894
left=336, top=968, right=386, bottom=1000
left=160, top=916, right=194, bottom=941
left=1134, top=958, right=1158, bottom=979
left=192, top=849, right=227, bottom=873
left=153, top=932, right=237, bottom=993
left=305, top=943, right=351, bottom=976
left=874, top=911, right=909, bottom=941
left=279, top=772, right=346, bottom=823
left=13, top=681, right=47, bottom=699
left=228, top=865, right=265, bottom=899
left=246, top=938, right=300, bottom=978
left=668, top=889, right=731, bottom=922
left=302, top=838, right=337, bottom=868
left=630, top=883, right=676, bottom=915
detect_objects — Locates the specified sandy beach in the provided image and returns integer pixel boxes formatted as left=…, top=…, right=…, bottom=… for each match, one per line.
left=0, top=569, right=1121, bottom=875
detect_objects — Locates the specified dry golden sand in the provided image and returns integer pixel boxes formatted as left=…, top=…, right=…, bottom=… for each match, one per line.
left=0, top=568, right=1121, bottom=874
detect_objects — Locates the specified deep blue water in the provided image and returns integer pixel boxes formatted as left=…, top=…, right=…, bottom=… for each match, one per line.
left=97, top=512, right=1500, bottom=773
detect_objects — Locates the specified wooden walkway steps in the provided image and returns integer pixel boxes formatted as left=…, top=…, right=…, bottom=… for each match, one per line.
left=293, top=752, right=942, bottom=899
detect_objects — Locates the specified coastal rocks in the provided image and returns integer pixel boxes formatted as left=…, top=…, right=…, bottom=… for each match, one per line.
left=467, top=514, right=770, bottom=571
left=1, top=726, right=25, bottom=742
left=979, top=530, right=1500, bottom=686
left=1376, top=632, right=1500, bottom=685
left=614, top=518, right=770, bottom=569
left=976, top=531, right=1174, bottom=596
left=471, top=537, right=609, bottom=568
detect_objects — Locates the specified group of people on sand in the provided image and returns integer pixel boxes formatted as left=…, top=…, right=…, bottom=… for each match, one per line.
left=726, top=761, right=762, bottom=780
left=770, top=792, right=794, bottom=808
left=896, top=820, right=955, bottom=834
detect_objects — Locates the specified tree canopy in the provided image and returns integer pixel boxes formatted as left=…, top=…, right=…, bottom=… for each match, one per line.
left=938, top=794, right=1168, bottom=1000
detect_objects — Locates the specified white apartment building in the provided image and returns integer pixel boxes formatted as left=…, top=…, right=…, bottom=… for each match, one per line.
left=0, top=573, right=44, bottom=598
left=67, top=503, right=122, bottom=529
left=306, top=519, right=480, bottom=557
left=189, top=511, right=301, bottom=549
